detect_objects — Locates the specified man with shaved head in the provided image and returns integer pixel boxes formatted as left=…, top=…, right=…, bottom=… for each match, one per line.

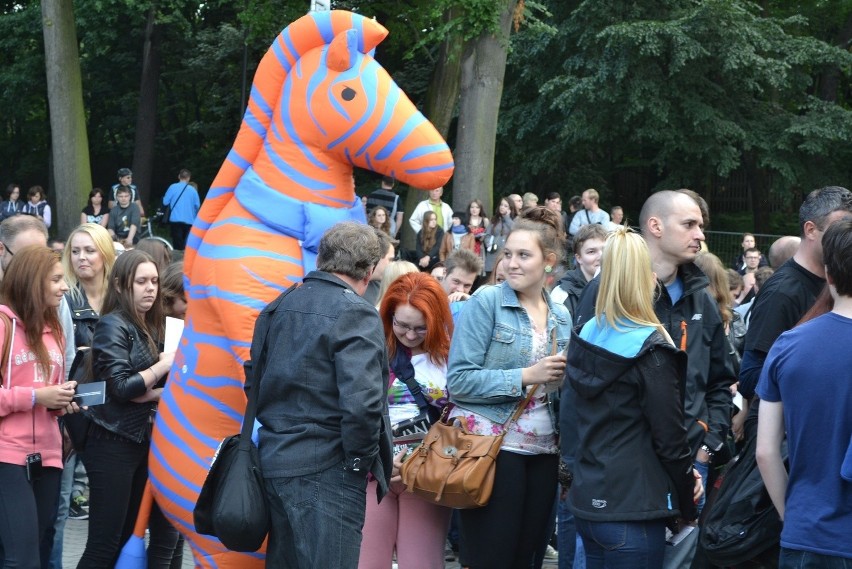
left=568, top=190, right=736, bottom=567
left=768, top=235, right=800, bottom=269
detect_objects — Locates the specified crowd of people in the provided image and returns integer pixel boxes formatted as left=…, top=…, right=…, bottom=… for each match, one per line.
left=0, top=173, right=849, bottom=569
left=0, top=168, right=194, bottom=568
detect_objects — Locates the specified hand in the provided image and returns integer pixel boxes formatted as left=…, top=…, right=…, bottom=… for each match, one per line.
left=57, top=401, right=83, bottom=416
left=447, top=292, right=470, bottom=302
left=35, top=381, right=77, bottom=408
left=692, top=468, right=704, bottom=504
left=123, top=238, right=133, bottom=249
left=389, top=347, right=414, bottom=381
left=731, top=407, right=747, bottom=442
left=524, top=354, right=567, bottom=386
left=390, top=448, right=407, bottom=484
left=158, top=351, right=176, bottom=370
left=418, top=256, right=430, bottom=268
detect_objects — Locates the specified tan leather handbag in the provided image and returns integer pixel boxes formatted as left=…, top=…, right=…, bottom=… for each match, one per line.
left=400, top=329, right=557, bottom=509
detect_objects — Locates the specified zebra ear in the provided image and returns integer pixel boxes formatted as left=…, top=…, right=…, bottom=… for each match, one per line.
left=327, top=29, right=359, bottom=72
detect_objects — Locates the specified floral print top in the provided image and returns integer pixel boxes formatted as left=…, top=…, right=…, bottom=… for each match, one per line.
left=449, top=327, right=558, bottom=455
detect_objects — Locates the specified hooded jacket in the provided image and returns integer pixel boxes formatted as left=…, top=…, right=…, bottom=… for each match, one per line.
left=552, top=268, right=589, bottom=318
left=563, top=320, right=697, bottom=522
left=573, top=262, right=735, bottom=458
left=0, top=305, right=66, bottom=469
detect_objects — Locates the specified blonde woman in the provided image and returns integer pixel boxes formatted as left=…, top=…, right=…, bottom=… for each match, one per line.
left=63, top=223, right=117, bottom=348
left=374, top=260, right=419, bottom=309
left=563, top=227, right=701, bottom=568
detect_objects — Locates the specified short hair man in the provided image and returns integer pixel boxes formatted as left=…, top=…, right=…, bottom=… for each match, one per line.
left=162, top=168, right=200, bottom=251
left=521, top=192, right=539, bottom=210
left=739, top=186, right=852, bottom=402
left=362, top=229, right=396, bottom=306
left=756, top=218, right=852, bottom=568
left=109, top=168, right=145, bottom=216
left=545, top=192, right=570, bottom=238
left=408, top=187, right=453, bottom=233
left=441, top=248, right=482, bottom=302
left=366, top=176, right=404, bottom=238
left=107, top=187, right=141, bottom=248
left=768, top=235, right=800, bottom=268
left=551, top=223, right=607, bottom=316
left=255, top=222, right=392, bottom=569
left=570, top=190, right=736, bottom=567
left=568, top=188, right=611, bottom=237
left=610, top=206, right=624, bottom=226
left=733, top=233, right=769, bottom=273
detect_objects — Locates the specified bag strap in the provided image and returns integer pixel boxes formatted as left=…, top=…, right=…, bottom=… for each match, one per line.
left=501, top=327, right=559, bottom=431
left=239, top=283, right=301, bottom=445
left=0, top=312, right=14, bottom=388
left=168, top=183, right=190, bottom=209
left=401, top=374, right=431, bottom=414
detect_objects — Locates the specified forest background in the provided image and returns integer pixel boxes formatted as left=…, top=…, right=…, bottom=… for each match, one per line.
left=2, top=0, right=852, bottom=244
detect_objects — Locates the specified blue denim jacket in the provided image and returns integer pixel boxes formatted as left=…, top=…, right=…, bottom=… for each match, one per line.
left=447, top=282, right=571, bottom=425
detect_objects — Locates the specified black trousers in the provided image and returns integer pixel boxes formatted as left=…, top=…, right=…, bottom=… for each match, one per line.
left=169, top=222, right=192, bottom=251
left=0, top=462, right=61, bottom=569
left=459, top=452, right=559, bottom=569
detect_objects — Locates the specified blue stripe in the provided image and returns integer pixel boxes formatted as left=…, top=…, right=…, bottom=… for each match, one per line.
left=195, top=243, right=301, bottom=265
left=364, top=151, right=374, bottom=171
left=405, top=162, right=455, bottom=175
left=207, top=218, right=283, bottom=239
left=151, top=402, right=209, bottom=470
left=205, top=186, right=231, bottom=200
left=281, top=28, right=299, bottom=71
left=375, top=112, right=428, bottom=160
left=276, top=79, right=328, bottom=170
left=305, top=64, right=330, bottom=136
left=149, top=443, right=202, bottom=494
left=173, top=380, right=244, bottom=424
left=401, top=144, right=449, bottom=162
left=245, top=267, right=290, bottom=293
left=249, top=85, right=274, bottom=121
left=355, top=69, right=400, bottom=157
left=313, top=10, right=335, bottom=43
left=182, top=323, right=252, bottom=352
left=147, top=478, right=197, bottom=532
left=272, top=31, right=295, bottom=74
left=243, top=107, right=267, bottom=138
left=162, top=380, right=241, bottom=438
left=186, top=284, right=270, bottom=311
left=262, top=141, right=336, bottom=191
left=226, top=149, right=251, bottom=170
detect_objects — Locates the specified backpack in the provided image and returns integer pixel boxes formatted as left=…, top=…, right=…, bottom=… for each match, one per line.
left=699, top=434, right=787, bottom=566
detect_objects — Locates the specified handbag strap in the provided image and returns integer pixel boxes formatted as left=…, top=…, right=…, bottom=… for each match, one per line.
left=401, top=375, right=432, bottom=414
left=239, top=283, right=301, bottom=444
left=0, top=313, right=14, bottom=389
left=500, top=327, right=558, bottom=431
left=168, top=183, right=190, bottom=209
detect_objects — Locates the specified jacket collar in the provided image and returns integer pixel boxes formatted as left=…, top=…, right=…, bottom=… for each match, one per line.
left=498, top=282, right=570, bottom=326
left=674, top=262, right=710, bottom=298
left=303, top=270, right=358, bottom=294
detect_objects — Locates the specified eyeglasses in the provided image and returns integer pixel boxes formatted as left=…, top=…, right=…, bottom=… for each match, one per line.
left=392, top=317, right=427, bottom=336
left=2, top=242, right=13, bottom=256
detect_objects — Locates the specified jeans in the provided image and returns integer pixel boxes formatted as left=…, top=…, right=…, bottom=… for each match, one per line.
left=576, top=518, right=667, bottom=569
left=779, top=548, right=852, bottom=568
left=77, top=434, right=179, bottom=568
left=0, top=463, right=62, bottom=569
left=264, top=461, right=368, bottom=569
left=558, top=488, right=586, bottom=569
left=49, top=453, right=78, bottom=569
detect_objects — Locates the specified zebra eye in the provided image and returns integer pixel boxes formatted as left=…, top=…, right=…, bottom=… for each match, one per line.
left=341, top=87, right=356, bottom=101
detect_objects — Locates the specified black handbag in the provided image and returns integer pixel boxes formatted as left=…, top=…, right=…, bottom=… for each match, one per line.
left=194, top=284, right=299, bottom=552
left=61, top=348, right=94, bottom=451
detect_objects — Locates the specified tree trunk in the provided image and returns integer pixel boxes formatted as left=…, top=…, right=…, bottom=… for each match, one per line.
left=41, top=0, right=92, bottom=238
left=819, top=10, right=852, bottom=102
left=400, top=8, right=463, bottom=253
left=743, top=152, right=771, bottom=233
left=451, top=0, right=517, bottom=216
left=132, top=6, right=162, bottom=212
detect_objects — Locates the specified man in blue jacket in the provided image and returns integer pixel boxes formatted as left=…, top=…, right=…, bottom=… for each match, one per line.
left=162, top=168, right=200, bottom=250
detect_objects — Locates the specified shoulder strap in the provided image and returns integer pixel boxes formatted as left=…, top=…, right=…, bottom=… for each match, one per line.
left=0, top=313, right=13, bottom=388
left=169, top=183, right=190, bottom=208
left=500, top=327, right=558, bottom=431
left=585, top=210, right=591, bottom=224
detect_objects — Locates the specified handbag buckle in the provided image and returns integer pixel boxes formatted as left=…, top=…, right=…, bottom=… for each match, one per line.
left=443, top=446, right=458, bottom=457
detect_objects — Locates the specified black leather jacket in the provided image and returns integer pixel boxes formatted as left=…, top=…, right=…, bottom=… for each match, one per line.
left=66, top=288, right=99, bottom=348
left=87, top=311, right=158, bottom=443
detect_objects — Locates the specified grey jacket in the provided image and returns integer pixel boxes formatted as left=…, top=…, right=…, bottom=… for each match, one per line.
left=255, top=271, right=392, bottom=498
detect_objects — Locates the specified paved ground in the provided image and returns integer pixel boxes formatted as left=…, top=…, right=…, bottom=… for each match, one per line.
left=62, top=520, right=558, bottom=568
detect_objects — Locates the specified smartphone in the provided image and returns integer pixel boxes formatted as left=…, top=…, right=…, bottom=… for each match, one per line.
left=26, top=452, right=43, bottom=482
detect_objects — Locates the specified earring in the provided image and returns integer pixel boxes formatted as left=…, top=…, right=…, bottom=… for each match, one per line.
left=544, top=265, right=553, bottom=273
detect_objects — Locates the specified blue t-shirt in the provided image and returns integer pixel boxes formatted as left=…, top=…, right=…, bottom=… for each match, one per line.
left=665, top=276, right=684, bottom=305
left=756, top=312, right=852, bottom=558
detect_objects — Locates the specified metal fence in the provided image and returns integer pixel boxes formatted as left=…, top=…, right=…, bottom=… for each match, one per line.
left=704, top=230, right=783, bottom=269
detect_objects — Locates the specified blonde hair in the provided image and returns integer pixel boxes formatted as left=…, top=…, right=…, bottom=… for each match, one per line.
left=375, top=260, right=419, bottom=308
left=596, top=227, right=671, bottom=343
left=63, top=223, right=116, bottom=306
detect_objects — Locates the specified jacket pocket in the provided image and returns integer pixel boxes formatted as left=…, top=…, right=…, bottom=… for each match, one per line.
left=484, top=324, right=516, bottom=368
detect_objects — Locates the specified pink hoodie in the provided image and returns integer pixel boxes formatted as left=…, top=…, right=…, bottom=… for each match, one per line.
left=0, top=305, right=66, bottom=469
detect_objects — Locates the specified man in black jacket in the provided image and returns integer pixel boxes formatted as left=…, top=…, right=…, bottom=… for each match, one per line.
left=255, top=222, right=393, bottom=569
left=570, top=190, right=736, bottom=567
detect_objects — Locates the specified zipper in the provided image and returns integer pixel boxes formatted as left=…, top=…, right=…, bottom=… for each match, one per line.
left=680, top=320, right=687, bottom=351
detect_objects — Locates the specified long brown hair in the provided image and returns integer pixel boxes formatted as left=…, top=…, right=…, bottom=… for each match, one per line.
left=0, top=246, right=65, bottom=378
left=420, top=210, right=439, bottom=252
left=101, top=250, right=164, bottom=356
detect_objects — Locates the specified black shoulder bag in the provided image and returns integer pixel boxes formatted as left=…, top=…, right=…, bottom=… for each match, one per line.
left=158, top=183, right=188, bottom=225
left=193, top=283, right=299, bottom=552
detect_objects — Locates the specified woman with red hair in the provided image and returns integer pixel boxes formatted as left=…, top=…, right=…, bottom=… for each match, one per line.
left=359, top=272, right=454, bottom=569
